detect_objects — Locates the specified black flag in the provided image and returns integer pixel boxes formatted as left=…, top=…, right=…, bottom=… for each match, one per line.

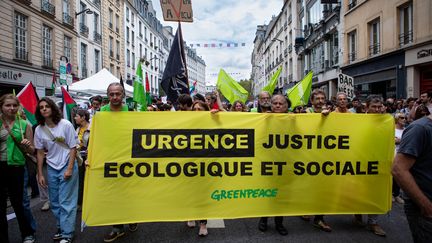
left=120, top=75, right=125, bottom=88
left=161, top=23, right=189, bottom=103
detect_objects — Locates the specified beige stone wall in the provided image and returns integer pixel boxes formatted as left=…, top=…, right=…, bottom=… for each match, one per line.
left=0, top=0, right=78, bottom=74
left=102, top=0, right=124, bottom=79
left=343, top=0, right=432, bottom=66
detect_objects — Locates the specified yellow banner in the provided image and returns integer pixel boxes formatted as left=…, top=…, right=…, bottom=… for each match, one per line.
left=82, top=112, right=394, bottom=226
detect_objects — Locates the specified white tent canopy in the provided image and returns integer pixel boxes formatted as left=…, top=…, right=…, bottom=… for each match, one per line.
left=68, top=68, right=133, bottom=97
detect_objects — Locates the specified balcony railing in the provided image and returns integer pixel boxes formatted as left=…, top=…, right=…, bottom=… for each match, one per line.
left=80, top=23, right=89, bottom=36
left=94, top=31, right=102, bottom=44
left=41, top=0, right=55, bottom=17
left=93, top=0, right=101, bottom=9
left=42, top=57, right=53, bottom=68
left=17, top=0, right=32, bottom=5
left=14, top=49, right=28, bottom=61
left=399, top=31, right=413, bottom=47
left=348, top=52, right=356, bottom=62
left=348, top=0, right=357, bottom=10
left=81, top=68, right=88, bottom=78
left=369, top=43, right=380, bottom=56
left=62, top=13, right=74, bottom=28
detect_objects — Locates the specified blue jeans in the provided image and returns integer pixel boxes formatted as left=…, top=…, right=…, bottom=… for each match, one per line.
left=23, top=167, right=36, bottom=231
left=47, top=163, right=78, bottom=239
left=405, top=199, right=432, bottom=243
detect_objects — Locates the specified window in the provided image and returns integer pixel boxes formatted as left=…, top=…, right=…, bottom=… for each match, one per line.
left=399, top=2, right=413, bottom=46
left=132, top=31, right=135, bottom=45
left=307, top=1, right=323, bottom=25
left=126, top=27, right=130, bottom=43
left=139, top=21, right=142, bottom=37
left=109, top=37, right=113, bottom=57
left=132, top=52, right=135, bottom=68
left=369, top=19, right=380, bottom=56
left=131, top=13, right=134, bottom=25
left=348, top=0, right=357, bottom=10
left=80, top=43, right=87, bottom=78
left=329, top=32, right=338, bottom=66
left=80, top=2, right=86, bottom=25
left=348, top=30, right=356, bottom=62
left=145, top=27, right=147, bottom=41
left=14, top=12, right=28, bottom=61
left=139, top=44, right=142, bottom=58
left=95, top=49, right=100, bottom=72
left=127, top=49, right=130, bottom=66
left=126, top=7, right=129, bottom=21
left=109, top=9, right=113, bottom=28
left=63, top=0, right=70, bottom=15
left=110, top=64, right=114, bottom=73
left=145, top=48, right=147, bottom=59
left=94, top=13, right=99, bottom=33
left=116, top=40, right=120, bottom=59
left=64, top=36, right=72, bottom=62
left=115, top=14, right=119, bottom=32
left=42, top=25, right=52, bottom=67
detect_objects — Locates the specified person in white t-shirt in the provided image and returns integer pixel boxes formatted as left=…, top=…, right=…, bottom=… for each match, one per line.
left=393, top=113, right=406, bottom=204
left=34, top=97, right=78, bottom=243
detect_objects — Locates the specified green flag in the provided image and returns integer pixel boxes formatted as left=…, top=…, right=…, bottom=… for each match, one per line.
left=133, top=61, right=146, bottom=111
left=216, top=69, right=248, bottom=104
left=287, top=71, right=313, bottom=108
left=262, top=66, right=282, bottom=94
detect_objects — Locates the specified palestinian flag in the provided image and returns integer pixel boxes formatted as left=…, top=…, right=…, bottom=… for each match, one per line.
left=61, top=86, right=76, bottom=121
left=16, top=82, right=39, bottom=126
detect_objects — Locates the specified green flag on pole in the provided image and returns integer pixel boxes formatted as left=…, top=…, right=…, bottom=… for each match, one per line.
left=262, top=66, right=282, bottom=94
left=287, top=71, right=313, bottom=108
left=133, top=61, right=146, bottom=111
left=216, top=69, right=249, bottom=104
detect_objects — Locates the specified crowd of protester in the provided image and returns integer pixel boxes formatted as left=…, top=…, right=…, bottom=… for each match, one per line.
left=0, top=85, right=431, bottom=242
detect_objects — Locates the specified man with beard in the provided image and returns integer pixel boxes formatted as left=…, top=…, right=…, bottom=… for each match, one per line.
left=257, top=91, right=272, bottom=113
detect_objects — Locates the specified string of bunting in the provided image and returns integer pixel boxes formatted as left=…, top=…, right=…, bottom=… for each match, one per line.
left=206, top=72, right=243, bottom=76
left=189, top=43, right=247, bottom=48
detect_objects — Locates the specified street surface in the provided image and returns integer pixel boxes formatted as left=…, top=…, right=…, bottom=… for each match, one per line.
left=7, top=196, right=413, bottom=243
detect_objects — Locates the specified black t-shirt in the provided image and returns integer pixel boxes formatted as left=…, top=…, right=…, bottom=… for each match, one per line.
left=398, top=116, right=432, bottom=200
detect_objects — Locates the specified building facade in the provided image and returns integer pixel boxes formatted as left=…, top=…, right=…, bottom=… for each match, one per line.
left=101, top=0, right=124, bottom=80
left=0, top=0, right=78, bottom=96
left=76, top=0, right=102, bottom=79
left=185, top=46, right=206, bottom=95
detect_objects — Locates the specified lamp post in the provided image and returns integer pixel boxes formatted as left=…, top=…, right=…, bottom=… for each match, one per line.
left=75, top=8, right=93, bottom=17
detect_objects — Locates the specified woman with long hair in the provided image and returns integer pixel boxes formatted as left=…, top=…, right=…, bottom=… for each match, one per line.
left=0, top=94, right=35, bottom=243
left=230, top=100, right=247, bottom=112
left=34, top=97, right=79, bottom=243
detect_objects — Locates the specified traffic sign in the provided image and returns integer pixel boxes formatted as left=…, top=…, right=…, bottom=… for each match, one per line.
left=59, top=60, right=67, bottom=85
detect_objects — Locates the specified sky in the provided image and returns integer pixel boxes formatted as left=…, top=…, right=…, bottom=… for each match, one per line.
left=152, top=0, right=283, bottom=86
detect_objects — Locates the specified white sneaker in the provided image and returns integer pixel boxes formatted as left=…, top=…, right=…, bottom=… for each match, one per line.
left=41, top=201, right=50, bottom=211
left=395, top=196, right=405, bottom=204
left=187, top=221, right=196, bottom=228
left=23, top=235, right=35, bottom=243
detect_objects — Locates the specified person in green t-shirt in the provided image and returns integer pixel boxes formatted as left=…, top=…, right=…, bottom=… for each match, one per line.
left=100, top=83, right=128, bottom=112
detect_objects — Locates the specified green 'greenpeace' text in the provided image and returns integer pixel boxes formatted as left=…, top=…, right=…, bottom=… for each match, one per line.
left=211, top=188, right=278, bottom=201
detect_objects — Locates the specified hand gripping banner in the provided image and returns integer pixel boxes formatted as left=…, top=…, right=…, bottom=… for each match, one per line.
left=82, top=112, right=394, bottom=226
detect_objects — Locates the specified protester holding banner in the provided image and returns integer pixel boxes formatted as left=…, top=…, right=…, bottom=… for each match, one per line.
left=0, top=94, right=36, bottom=243
left=393, top=113, right=405, bottom=204
left=256, top=91, right=272, bottom=113
left=302, top=90, right=332, bottom=232
left=177, top=94, right=193, bottom=111
left=258, top=94, right=290, bottom=236
left=74, top=109, right=90, bottom=211
left=34, top=97, right=79, bottom=243
left=230, top=100, right=247, bottom=112
left=353, top=95, right=386, bottom=237
left=392, top=109, right=432, bottom=243
left=305, top=89, right=330, bottom=115
left=100, top=83, right=138, bottom=242
left=333, top=93, right=352, bottom=113
left=186, top=99, right=210, bottom=236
